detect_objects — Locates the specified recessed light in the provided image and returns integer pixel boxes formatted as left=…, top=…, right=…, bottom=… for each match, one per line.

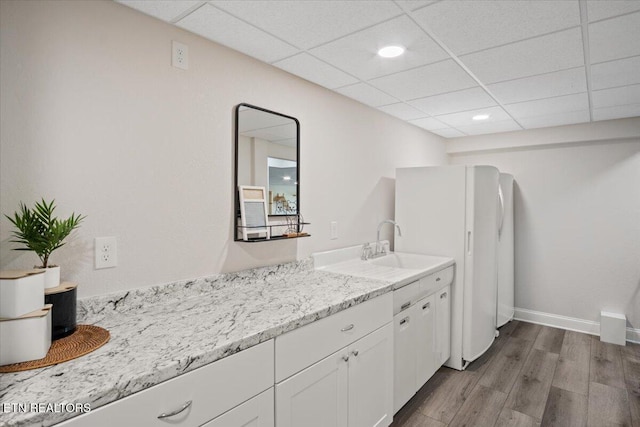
left=472, top=114, right=490, bottom=121
left=283, top=176, right=291, bottom=181
left=378, top=45, right=405, bottom=58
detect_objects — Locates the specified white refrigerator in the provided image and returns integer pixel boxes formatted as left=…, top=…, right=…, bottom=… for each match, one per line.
left=497, top=173, right=515, bottom=327
left=395, top=165, right=500, bottom=370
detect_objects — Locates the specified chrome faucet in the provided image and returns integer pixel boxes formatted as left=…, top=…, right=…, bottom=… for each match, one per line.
left=373, top=220, right=402, bottom=258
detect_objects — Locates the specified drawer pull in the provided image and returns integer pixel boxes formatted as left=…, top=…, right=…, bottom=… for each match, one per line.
left=400, top=302, right=411, bottom=311
left=400, top=317, right=410, bottom=326
left=157, top=400, right=192, bottom=419
left=422, top=302, right=430, bottom=310
left=436, top=277, right=441, bottom=282
left=352, top=350, right=359, bottom=357
left=341, top=324, right=355, bottom=332
left=440, top=292, right=447, bottom=299
left=342, top=354, right=350, bottom=362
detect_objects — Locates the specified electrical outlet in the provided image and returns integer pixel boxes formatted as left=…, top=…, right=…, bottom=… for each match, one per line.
left=172, top=40, right=188, bottom=70
left=95, top=237, right=117, bottom=269
left=330, top=221, right=338, bottom=240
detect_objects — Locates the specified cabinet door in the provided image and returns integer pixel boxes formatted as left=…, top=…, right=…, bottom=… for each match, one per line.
left=393, top=310, right=416, bottom=414
left=276, top=349, right=348, bottom=427
left=436, top=286, right=451, bottom=365
left=203, top=388, right=273, bottom=427
left=415, top=294, right=437, bottom=389
left=348, top=322, right=393, bottom=427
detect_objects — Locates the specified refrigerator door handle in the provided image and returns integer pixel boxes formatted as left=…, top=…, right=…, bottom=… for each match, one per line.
left=498, top=185, right=505, bottom=239
left=467, top=231, right=472, bottom=255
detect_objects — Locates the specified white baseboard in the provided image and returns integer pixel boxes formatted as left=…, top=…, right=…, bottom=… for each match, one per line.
left=514, top=307, right=640, bottom=344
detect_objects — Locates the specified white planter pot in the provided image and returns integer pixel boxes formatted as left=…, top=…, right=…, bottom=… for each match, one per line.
left=43, top=266, right=60, bottom=289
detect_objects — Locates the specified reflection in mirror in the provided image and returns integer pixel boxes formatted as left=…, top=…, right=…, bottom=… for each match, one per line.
left=268, top=157, right=297, bottom=215
left=235, top=104, right=301, bottom=241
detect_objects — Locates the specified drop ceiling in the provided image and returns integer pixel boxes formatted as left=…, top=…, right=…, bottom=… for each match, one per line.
left=117, top=0, right=640, bottom=138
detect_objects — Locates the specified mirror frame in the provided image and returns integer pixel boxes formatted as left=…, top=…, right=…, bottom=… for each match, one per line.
left=234, top=103, right=300, bottom=241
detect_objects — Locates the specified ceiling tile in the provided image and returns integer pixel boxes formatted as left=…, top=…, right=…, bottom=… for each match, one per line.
left=408, top=87, right=496, bottom=116
left=456, top=120, right=522, bottom=136
left=408, top=117, right=449, bottom=131
left=588, top=12, right=640, bottom=63
left=116, top=0, right=203, bottom=22
left=487, top=67, right=587, bottom=104
left=176, top=5, right=298, bottom=63
left=434, top=106, right=512, bottom=127
left=369, top=60, right=477, bottom=100
left=211, top=1, right=402, bottom=49
left=504, top=93, right=589, bottom=119
left=592, top=84, right=640, bottom=108
left=592, top=103, right=640, bottom=121
left=412, top=0, right=580, bottom=55
left=587, top=0, right=640, bottom=22
left=460, top=27, right=585, bottom=84
left=591, top=55, right=640, bottom=89
left=335, top=83, right=398, bottom=107
left=273, top=53, right=358, bottom=89
left=377, top=103, right=428, bottom=120
left=519, top=110, right=590, bottom=129
left=429, top=128, right=466, bottom=138
left=395, top=1, right=436, bottom=12
left=310, top=15, right=448, bottom=81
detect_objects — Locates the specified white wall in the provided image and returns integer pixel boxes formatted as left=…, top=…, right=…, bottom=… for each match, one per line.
left=449, top=119, right=640, bottom=333
left=0, top=0, right=447, bottom=298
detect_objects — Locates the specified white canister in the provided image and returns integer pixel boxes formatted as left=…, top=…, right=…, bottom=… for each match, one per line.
left=0, top=304, right=52, bottom=365
left=0, top=270, right=46, bottom=318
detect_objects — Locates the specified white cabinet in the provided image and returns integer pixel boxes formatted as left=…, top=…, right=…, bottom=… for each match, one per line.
left=276, top=323, right=393, bottom=427
left=393, top=280, right=451, bottom=414
left=347, top=323, right=394, bottom=427
left=436, top=285, right=451, bottom=365
left=203, top=388, right=274, bottom=427
left=57, top=340, right=274, bottom=427
left=393, top=308, right=416, bottom=413
left=415, top=294, right=437, bottom=388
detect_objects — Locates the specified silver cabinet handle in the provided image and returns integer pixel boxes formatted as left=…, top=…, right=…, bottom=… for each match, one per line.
left=342, top=355, right=349, bottom=362
left=341, top=324, right=354, bottom=332
left=157, top=400, right=192, bottom=419
left=440, top=292, right=447, bottom=299
left=422, top=302, right=430, bottom=310
left=352, top=350, right=359, bottom=357
left=400, top=317, right=410, bottom=325
left=400, top=302, right=411, bottom=311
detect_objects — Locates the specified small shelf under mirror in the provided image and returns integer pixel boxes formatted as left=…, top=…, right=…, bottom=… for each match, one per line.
left=236, top=223, right=311, bottom=242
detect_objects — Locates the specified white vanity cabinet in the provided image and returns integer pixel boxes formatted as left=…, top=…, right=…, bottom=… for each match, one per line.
left=56, top=340, right=274, bottom=427
left=275, top=293, right=393, bottom=427
left=393, top=267, right=452, bottom=414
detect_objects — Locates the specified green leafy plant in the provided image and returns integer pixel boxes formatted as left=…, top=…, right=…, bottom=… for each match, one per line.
left=5, top=199, right=85, bottom=268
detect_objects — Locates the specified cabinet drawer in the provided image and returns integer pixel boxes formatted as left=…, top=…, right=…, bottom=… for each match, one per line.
left=275, top=293, right=392, bottom=382
left=420, top=266, right=454, bottom=298
left=202, top=387, right=274, bottom=427
left=393, top=279, right=420, bottom=315
left=57, top=340, right=274, bottom=427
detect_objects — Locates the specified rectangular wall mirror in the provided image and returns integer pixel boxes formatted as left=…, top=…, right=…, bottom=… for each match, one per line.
left=235, top=103, right=301, bottom=241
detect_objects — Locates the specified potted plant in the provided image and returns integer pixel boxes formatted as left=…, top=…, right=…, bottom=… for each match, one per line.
left=5, top=199, right=85, bottom=288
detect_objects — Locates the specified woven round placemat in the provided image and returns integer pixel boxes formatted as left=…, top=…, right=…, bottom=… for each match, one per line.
left=0, top=325, right=110, bottom=373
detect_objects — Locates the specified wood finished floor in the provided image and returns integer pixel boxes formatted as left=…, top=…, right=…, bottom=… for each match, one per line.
left=391, top=321, right=640, bottom=427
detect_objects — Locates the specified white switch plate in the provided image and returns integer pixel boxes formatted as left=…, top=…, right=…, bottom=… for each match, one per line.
left=95, top=237, right=117, bottom=269
left=172, top=40, right=188, bottom=70
left=330, top=221, right=338, bottom=240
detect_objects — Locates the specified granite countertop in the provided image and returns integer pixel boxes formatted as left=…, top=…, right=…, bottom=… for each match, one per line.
left=0, top=259, right=394, bottom=427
